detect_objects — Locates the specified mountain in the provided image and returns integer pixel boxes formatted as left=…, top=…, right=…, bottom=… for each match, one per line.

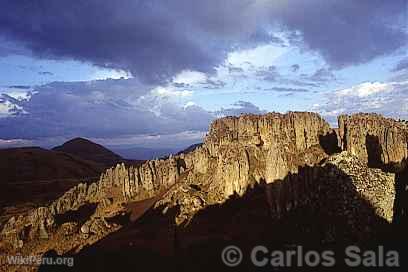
left=1, top=112, right=408, bottom=271
left=0, top=146, right=104, bottom=184
left=52, top=137, right=124, bottom=167
left=0, top=139, right=142, bottom=223
left=176, top=143, right=203, bottom=155
left=0, top=147, right=105, bottom=216
left=111, top=144, right=203, bottom=161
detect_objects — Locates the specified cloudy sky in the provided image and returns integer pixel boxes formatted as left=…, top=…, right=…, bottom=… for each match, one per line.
left=0, top=0, right=407, bottom=150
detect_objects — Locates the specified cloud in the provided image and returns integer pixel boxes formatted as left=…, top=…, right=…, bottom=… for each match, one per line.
left=0, top=138, right=33, bottom=148
left=6, top=85, right=31, bottom=90
left=283, top=80, right=320, bottom=88
left=151, top=86, right=193, bottom=98
left=268, top=0, right=407, bottom=68
left=0, top=76, right=264, bottom=147
left=173, top=70, right=208, bottom=85
left=255, top=65, right=333, bottom=87
left=291, top=64, right=300, bottom=72
left=228, top=66, right=245, bottom=74
left=184, top=101, right=196, bottom=109
left=242, top=29, right=287, bottom=49
left=314, top=80, right=408, bottom=125
left=1, top=1, right=404, bottom=83
left=265, top=87, right=309, bottom=94
left=201, top=79, right=227, bottom=89
left=256, top=65, right=280, bottom=81
left=94, top=130, right=207, bottom=150
left=307, top=68, right=336, bottom=82
left=0, top=78, right=247, bottom=148
left=217, top=100, right=266, bottom=116
left=392, top=58, right=408, bottom=72
left=0, top=94, right=25, bottom=117
left=335, top=82, right=389, bottom=97
left=0, top=1, right=270, bottom=84
left=0, top=79, right=212, bottom=140
left=0, top=88, right=33, bottom=102
left=38, top=71, right=54, bottom=76
left=0, top=38, right=28, bottom=57
left=391, top=71, right=408, bottom=82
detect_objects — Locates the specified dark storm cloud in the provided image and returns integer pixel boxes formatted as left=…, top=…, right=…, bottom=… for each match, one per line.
left=0, top=1, right=220, bottom=84
left=269, top=0, right=407, bottom=68
left=0, top=0, right=405, bottom=83
left=0, top=0, right=270, bottom=84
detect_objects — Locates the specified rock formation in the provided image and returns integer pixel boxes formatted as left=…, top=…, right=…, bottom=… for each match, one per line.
left=1, top=111, right=407, bottom=271
left=338, top=113, right=408, bottom=170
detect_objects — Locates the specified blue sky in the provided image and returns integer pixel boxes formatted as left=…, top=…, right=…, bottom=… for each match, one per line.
left=0, top=0, right=407, bottom=149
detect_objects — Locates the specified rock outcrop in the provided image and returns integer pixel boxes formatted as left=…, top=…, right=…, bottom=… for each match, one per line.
left=1, top=111, right=407, bottom=271
left=338, top=113, right=408, bottom=170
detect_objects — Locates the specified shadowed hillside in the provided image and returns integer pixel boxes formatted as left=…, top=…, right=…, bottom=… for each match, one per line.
left=0, top=146, right=104, bottom=184
left=52, top=138, right=124, bottom=167
left=0, top=139, right=143, bottom=225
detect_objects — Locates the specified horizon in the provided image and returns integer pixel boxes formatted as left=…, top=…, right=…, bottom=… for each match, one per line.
left=0, top=1, right=407, bottom=150
left=2, top=110, right=406, bottom=155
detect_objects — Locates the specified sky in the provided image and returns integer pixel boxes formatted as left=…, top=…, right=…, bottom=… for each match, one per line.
left=0, top=0, right=407, bottom=151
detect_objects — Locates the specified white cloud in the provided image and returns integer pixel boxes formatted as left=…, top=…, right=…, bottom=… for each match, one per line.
left=184, top=101, right=196, bottom=109
left=151, top=86, right=193, bottom=98
left=1, top=88, right=34, bottom=100
left=336, top=82, right=391, bottom=97
left=0, top=100, right=15, bottom=117
left=173, top=70, right=207, bottom=85
left=315, top=80, right=408, bottom=125
left=227, top=44, right=287, bottom=68
left=0, top=138, right=33, bottom=148
left=0, top=95, right=27, bottom=117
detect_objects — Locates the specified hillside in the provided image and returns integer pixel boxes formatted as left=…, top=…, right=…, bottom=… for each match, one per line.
left=0, top=147, right=105, bottom=216
left=0, top=140, right=143, bottom=225
left=52, top=138, right=124, bottom=167
left=0, top=147, right=104, bottom=184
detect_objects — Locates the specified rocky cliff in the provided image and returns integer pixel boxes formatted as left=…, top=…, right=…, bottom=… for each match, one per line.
left=1, top=112, right=407, bottom=271
left=338, top=113, right=408, bottom=170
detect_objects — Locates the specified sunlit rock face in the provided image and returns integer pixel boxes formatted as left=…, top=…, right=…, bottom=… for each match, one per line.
left=338, top=113, right=408, bottom=170
left=204, top=112, right=333, bottom=197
